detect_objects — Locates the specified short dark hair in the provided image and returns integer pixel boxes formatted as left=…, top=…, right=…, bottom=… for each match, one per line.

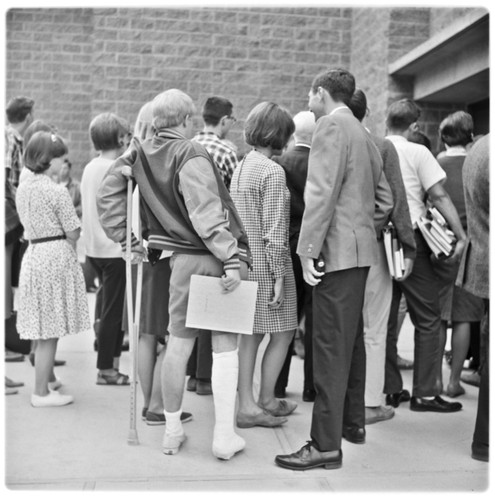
left=89, top=113, right=130, bottom=151
left=244, top=102, right=295, bottom=151
left=348, top=89, right=367, bottom=122
left=311, top=68, right=355, bottom=105
left=23, top=131, right=68, bottom=173
left=386, top=98, right=421, bottom=131
left=202, top=96, right=233, bottom=126
left=407, top=130, right=431, bottom=151
left=6, top=96, right=35, bottom=124
left=439, top=111, right=473, bottom=147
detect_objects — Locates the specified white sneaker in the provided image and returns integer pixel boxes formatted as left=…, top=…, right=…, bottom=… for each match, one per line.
left=48, top=378, right=62, bottom=391
left=212, top=433, right=246, bottom=460
left=162, top=432, right=187, bottom=455
left=31, top=391, right=74, bottom=408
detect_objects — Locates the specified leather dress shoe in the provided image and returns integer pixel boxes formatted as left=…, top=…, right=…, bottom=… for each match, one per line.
left=385, top=389, right=411, bottom=408
left=236, top=410, right=288, bottom=428
left=410, top=395, right=462, bottom=413
left=342, top=425, right=365, bottom=444
left=302, top=389, right=316, bottom=402
left=275, top=441, right=342, bottom=471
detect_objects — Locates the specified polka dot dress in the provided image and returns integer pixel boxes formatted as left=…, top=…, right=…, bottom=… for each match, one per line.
left=16, top=174, right=91, bottom=340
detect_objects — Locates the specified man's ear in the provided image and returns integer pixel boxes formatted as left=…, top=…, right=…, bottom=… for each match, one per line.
left=409, top=122, right=420, bottom=133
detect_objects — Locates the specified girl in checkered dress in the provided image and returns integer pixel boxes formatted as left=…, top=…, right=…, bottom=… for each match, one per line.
left=230, top=102, right=298, bottom=428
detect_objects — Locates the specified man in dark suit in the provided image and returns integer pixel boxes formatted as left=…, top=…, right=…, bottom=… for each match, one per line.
left=272, top=111, right=316, bottom=402
left=275, top=68, right=393, bottom=471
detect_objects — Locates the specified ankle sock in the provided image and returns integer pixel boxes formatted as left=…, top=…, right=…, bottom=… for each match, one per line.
left=164, top=409, right=183, bottom=436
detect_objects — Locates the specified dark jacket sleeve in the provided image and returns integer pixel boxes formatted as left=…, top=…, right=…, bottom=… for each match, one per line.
left=379, top=137, right=417, bottom=260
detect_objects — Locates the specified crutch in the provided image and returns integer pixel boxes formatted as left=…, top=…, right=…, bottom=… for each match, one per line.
left=123, top=165, right=143, bottom=445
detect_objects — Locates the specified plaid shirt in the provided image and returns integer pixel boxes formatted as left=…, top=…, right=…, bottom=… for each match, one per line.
left=193, top=131, right=238, bottom=190
left=5, top=125, right=24, bottom=188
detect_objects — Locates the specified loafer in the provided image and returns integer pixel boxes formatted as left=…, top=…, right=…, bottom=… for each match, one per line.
left=236, top=410, right=288, bottom=428
left=302, top=389, right=316, bottom=402
left=275, top=441, right=342, bottom=471
left=259, top=399, right=297, bottom=417
left=146, top=410, right=193, bottom=426
left=186, top=376, right=197, bottom=392
left=410, top=395, right=462, bottom=413
left=365, top=405, right=395, bottom=425
left=342, top=425, right=365, bottom=444
left=385, top=389, right=411, bottom=408
left=196, top=379, right=212, bottom=395
left=461, top=371, right=480, bottom=387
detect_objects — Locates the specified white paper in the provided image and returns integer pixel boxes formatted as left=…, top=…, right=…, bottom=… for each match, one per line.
left=186, top=275, right=258, bottom=335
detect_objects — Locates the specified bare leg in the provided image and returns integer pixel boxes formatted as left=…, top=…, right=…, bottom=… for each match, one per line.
left=138, top=333, right=157, bottom=409
left=34, top=338, right=58, bottom=396
left=437, top=320, right=448, bottom=392
left=258, top=330, right=294, bottom=409
left=237, top=333, right=264, bottom=415
left=447, top=322, right=470, bottom=395
left=148, top=345, right=166, bottom=413
left=161, top=335, right=196, bottom=412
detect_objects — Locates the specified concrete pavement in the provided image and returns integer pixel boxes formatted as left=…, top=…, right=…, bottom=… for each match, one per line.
left=3, top=292, right=490, bottom=492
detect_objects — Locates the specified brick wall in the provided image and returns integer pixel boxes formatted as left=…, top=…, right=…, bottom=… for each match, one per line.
left=6, top=7, right=353, bottom=178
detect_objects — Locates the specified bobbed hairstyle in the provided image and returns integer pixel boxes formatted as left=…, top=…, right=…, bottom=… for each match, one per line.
left=6, top=96, right=34, bottom=124
left=134, top=101, right=154, bottom=141
left=23, top=131, right=68, bottom=174
left=244, top=102, right=295, bottom=151
left=152, top=89, right=196, bottom=130
left=202, top=96, right=233, bottom=126
left=311, top=68, right=355, bottom=105
left=386, top=98, right=421, bottom=132
left=348, top=89, right=367, bottom=122
left=89, top=112, right=130, bottom=151
left=439, top=111, right=473, bottom=147
left=24, top=120, right=57, bottom=147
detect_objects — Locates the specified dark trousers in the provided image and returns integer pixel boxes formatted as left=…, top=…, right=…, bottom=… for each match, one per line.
left=275, top=237, right=314, bottom=394
left=310, top=266, right=369, bottom=452
left=186, top=332, right=213, bottom=380
left=384, top=231, right=442, bottom=397
left=88, top=257, right=126, bottom=371
left=472, top=299, right=489, bottom=458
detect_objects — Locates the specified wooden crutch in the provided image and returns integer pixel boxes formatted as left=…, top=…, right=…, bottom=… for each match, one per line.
left=123, top=165, right=143, bottom=446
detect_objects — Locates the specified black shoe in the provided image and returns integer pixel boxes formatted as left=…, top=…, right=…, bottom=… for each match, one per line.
left=275, top=441, right=342, bottom=471
left=342, top=426, right=365, bottom=444
left=410, top=395, right=462, bottom=413
left=302, top=389, right=316, bottom=402
left=385, top=389, right=411, bottom=408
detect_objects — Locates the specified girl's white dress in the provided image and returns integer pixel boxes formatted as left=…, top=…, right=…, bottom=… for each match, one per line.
left=16, top=174, right=91, bottom=340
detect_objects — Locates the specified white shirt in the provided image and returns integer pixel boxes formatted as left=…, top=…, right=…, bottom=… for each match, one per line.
left=386, top=135, right=446, bottom=227
left=80, top=156, right=123, bottom=258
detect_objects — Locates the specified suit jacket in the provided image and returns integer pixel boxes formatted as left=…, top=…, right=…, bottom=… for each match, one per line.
left=456, top=134, right=489, bottom=299
left=272, top=144, right=310, bottom=243
left=297, top=107, right=392, bottom=273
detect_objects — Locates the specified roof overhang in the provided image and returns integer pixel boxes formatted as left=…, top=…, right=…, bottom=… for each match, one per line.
left=389, top=10, right=489, bottom=104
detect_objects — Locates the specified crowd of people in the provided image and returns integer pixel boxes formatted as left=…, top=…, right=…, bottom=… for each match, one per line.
left=4, top=66, right=489, bottom=467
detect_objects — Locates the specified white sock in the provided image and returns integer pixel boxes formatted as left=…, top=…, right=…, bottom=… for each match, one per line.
left=164, top=409, right=183, bottom=436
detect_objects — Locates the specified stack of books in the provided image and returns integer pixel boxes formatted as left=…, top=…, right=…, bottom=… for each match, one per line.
left=417, top=206, right=457, bottom=258
left=383, top=223, right=405, bottom=279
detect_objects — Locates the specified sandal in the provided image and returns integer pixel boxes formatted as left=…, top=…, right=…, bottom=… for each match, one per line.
left=96, top=371, right=130, bottom=385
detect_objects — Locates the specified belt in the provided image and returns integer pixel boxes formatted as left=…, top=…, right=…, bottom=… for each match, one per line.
left=30, top=235, right=66, bottom=244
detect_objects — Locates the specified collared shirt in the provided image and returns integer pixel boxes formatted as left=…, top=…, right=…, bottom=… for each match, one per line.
left=386, top=135, right=446, bottom=227
left=193, top=131, right=238, bottom=190
left=5, top=125, right=24, bottom=188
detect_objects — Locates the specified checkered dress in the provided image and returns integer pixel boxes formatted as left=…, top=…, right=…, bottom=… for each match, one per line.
left=231, top=150, right=297, bottom=334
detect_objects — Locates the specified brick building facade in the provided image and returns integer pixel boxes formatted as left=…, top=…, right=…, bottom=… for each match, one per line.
left=5, top=6, right=489, bottom=179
